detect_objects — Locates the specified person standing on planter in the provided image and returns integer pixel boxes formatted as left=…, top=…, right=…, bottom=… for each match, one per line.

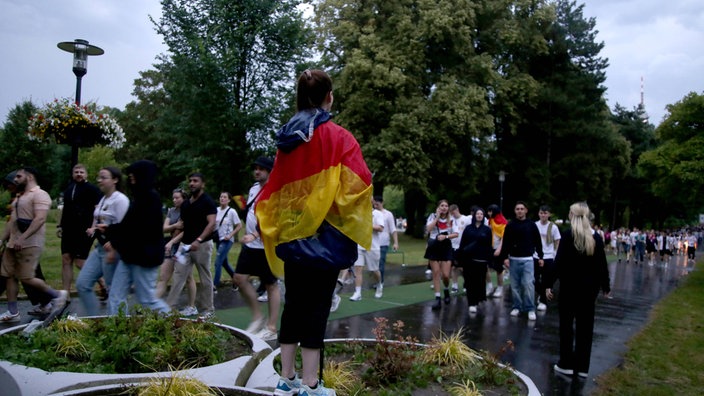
left=101, top=160, right=170, bottom=314
left=546, top=202, right=611, bottom=379
left=257, top=69, right=373, bottom=396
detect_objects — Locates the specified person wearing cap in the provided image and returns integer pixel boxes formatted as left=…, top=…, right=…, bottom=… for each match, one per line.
left=1, top=167, right=69, bottom=323
left=233, top=156, right=280, bottom=341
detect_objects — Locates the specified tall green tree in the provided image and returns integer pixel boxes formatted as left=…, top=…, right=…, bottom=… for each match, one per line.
left=638, top=92, right=704, bottom=224
left=609, top=103, right=656, bottom=228
left=0, top=101, right=67, bottom=197
left=491, top=0, right=629, bottom=221
left=121, top=0, right=312, bottom=196
left=313, top=0, right=553, bottom=235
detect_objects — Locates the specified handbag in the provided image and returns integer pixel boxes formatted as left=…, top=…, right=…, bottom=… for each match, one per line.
left=275, top=221, right=358, bottom=271
left=14, top=198, right=33, bottom=233
left=210, top=207, right=230, bottom=242
left=16, top=218, right=32, bottom=233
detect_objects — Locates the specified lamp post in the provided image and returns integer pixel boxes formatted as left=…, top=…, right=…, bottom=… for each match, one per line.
left=57, top=39, right=104, bottom=168
left=498, top=170, right=506, bottom=213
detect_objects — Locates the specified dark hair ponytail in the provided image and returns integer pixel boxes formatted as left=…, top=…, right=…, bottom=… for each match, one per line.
left=296, top=69, right=333, bottom=111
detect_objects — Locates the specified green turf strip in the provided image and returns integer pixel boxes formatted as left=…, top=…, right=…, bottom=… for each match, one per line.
left=212, top=280, right=440, bottom=330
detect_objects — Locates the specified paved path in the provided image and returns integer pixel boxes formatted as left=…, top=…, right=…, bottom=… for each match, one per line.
left=2, top=253, right=696, bottom=395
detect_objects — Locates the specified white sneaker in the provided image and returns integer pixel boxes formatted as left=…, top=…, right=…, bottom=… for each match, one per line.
left=51, top=290, right=69, bottom=309
left=0, top=311, right=20, bottom=322
left=510, top=308, right=520, bottom=317
left=492, top=285, right=503, bottom=298
left=257, top=291, right=269, bottom=302
left=537, top=302, right=547, bottom=311
left=349, top=291, right=362, bottom=301
left=255, top=327, right=278, bottom=341
left=374, top=283, right=383, bottom=298
left=246, top=316, right=266, bottom=333
left=554, top=364, right=574, bottom=376
left=469, top=305, right=477, bottom=313
left=330, top=294, right=341, bottom=312
left=528, top=311, right=537, bottom=320
left=178, top=306, right=199, bottom=316
left=485, top=282, right=494, bottom=296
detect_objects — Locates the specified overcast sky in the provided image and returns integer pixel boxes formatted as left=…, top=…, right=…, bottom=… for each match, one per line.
left=1, top=0, right=702, bottom=127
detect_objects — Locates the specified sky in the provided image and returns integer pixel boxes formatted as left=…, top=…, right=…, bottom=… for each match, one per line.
left=1, top=0, right=703, bottom=127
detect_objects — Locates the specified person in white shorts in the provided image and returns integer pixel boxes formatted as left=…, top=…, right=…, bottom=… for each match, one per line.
left=349, top=206, right=384, bottom=301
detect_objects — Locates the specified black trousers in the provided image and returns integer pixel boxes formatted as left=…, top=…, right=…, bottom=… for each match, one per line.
left=558, top=290, right=598, bottom=373
left=534, top=258, right=555, bottom=304
left=462, top=260, right=487, bottom=306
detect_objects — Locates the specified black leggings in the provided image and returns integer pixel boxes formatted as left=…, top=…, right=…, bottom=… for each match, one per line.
left=278, top=262, right=339, bottom=349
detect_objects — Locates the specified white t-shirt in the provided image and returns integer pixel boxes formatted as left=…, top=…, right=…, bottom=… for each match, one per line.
left=215, top=206, right=241, bottom=241
left=533, top=220, right=561, bottom=259
left=451, top=214, right=471, bottom=250
left=93, top=191, right=129, bottom=226
left=244, top=183, right=264, bottom=249
left=359, top=209, right=385, bottom=252
left=378, top=208, right=396, bottom=247
left=426, top=213, right=452, bottom=239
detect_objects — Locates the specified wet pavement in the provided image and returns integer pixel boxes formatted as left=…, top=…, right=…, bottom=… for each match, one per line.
left=1, top=253, right=696, bottom=395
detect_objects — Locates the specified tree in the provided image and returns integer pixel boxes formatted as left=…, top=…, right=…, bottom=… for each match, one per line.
left=609, top=103, right=656, bottom=228
left=120, top=0, right=312, bottom=196
left=313, top=0, right=552, bottom=235
left=638, top=92, right=704, bottom=223
left=0, top=101, right=68, bottom=197
left=490, top=0, right=629, bottom=221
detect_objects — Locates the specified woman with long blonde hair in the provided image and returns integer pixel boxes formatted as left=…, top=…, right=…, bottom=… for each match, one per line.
left=546, top=202, right=610, bottom=379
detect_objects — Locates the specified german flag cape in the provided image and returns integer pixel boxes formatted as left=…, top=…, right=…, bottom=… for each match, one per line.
left=256, top=111, right=372, bottom=277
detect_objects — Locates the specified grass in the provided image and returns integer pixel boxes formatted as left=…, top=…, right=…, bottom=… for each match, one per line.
left=594, top=262, right=704, bottom=395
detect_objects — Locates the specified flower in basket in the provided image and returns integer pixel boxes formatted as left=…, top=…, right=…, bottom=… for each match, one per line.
left=27, top=98, right=126, bottom=149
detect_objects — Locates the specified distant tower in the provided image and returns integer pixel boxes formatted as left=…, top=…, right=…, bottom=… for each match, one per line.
left=639, top=76, right=649, bottom=123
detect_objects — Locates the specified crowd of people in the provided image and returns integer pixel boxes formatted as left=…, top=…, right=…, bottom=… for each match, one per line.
left=606, top=227, right=700, bottom=265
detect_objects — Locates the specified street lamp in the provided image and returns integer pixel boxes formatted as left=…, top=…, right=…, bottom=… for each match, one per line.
left=498, top=170, right=506, bottom=213
left=57, top=39, right=104, bottom=167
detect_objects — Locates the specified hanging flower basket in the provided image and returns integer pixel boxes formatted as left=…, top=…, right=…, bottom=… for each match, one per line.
left=27, top=98, right=126, bottom=149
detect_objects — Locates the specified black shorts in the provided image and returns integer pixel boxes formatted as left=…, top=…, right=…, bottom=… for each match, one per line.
left=488, top=252, right=505, bottom=273
left=235, top=245, right=277, bottom=285
left=60, top=231, right=94, bottom=259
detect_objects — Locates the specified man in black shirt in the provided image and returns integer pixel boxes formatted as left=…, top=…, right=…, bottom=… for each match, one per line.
left=166, top=173, right=217, bottom=316
left=500, top=201, right=543, bottom=320
left=57, top=164, right=101, bottom=294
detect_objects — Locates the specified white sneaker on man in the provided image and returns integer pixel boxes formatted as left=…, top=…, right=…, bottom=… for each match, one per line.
left=528, top=311, right=537, bottom=320
left=510, top=308, right=520, bottom=317
left=257, top=291, right=269, bottom=302
left=537, top=302, right=547, bottom=311
left=485, top=282, right=494, bottom=296
left=349, top=291, right=362, bottom=301
left=492, top=285, right=503, bottom=298
left=374, top=283, right=383, bottom=298
left=469, top=305, right=477, bottom=313
left=330, top=294, right=341, bottom=312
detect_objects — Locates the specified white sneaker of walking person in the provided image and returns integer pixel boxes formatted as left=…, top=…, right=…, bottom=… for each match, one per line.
left=492, top=285, right=503, bottom=298
left=374, top=283, right=383, bottom=298
left=349, top=291, right=362, bottom=301
left=257, top=291, right=269, bottom=302
left=330, top=294, right=341, bottom=312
